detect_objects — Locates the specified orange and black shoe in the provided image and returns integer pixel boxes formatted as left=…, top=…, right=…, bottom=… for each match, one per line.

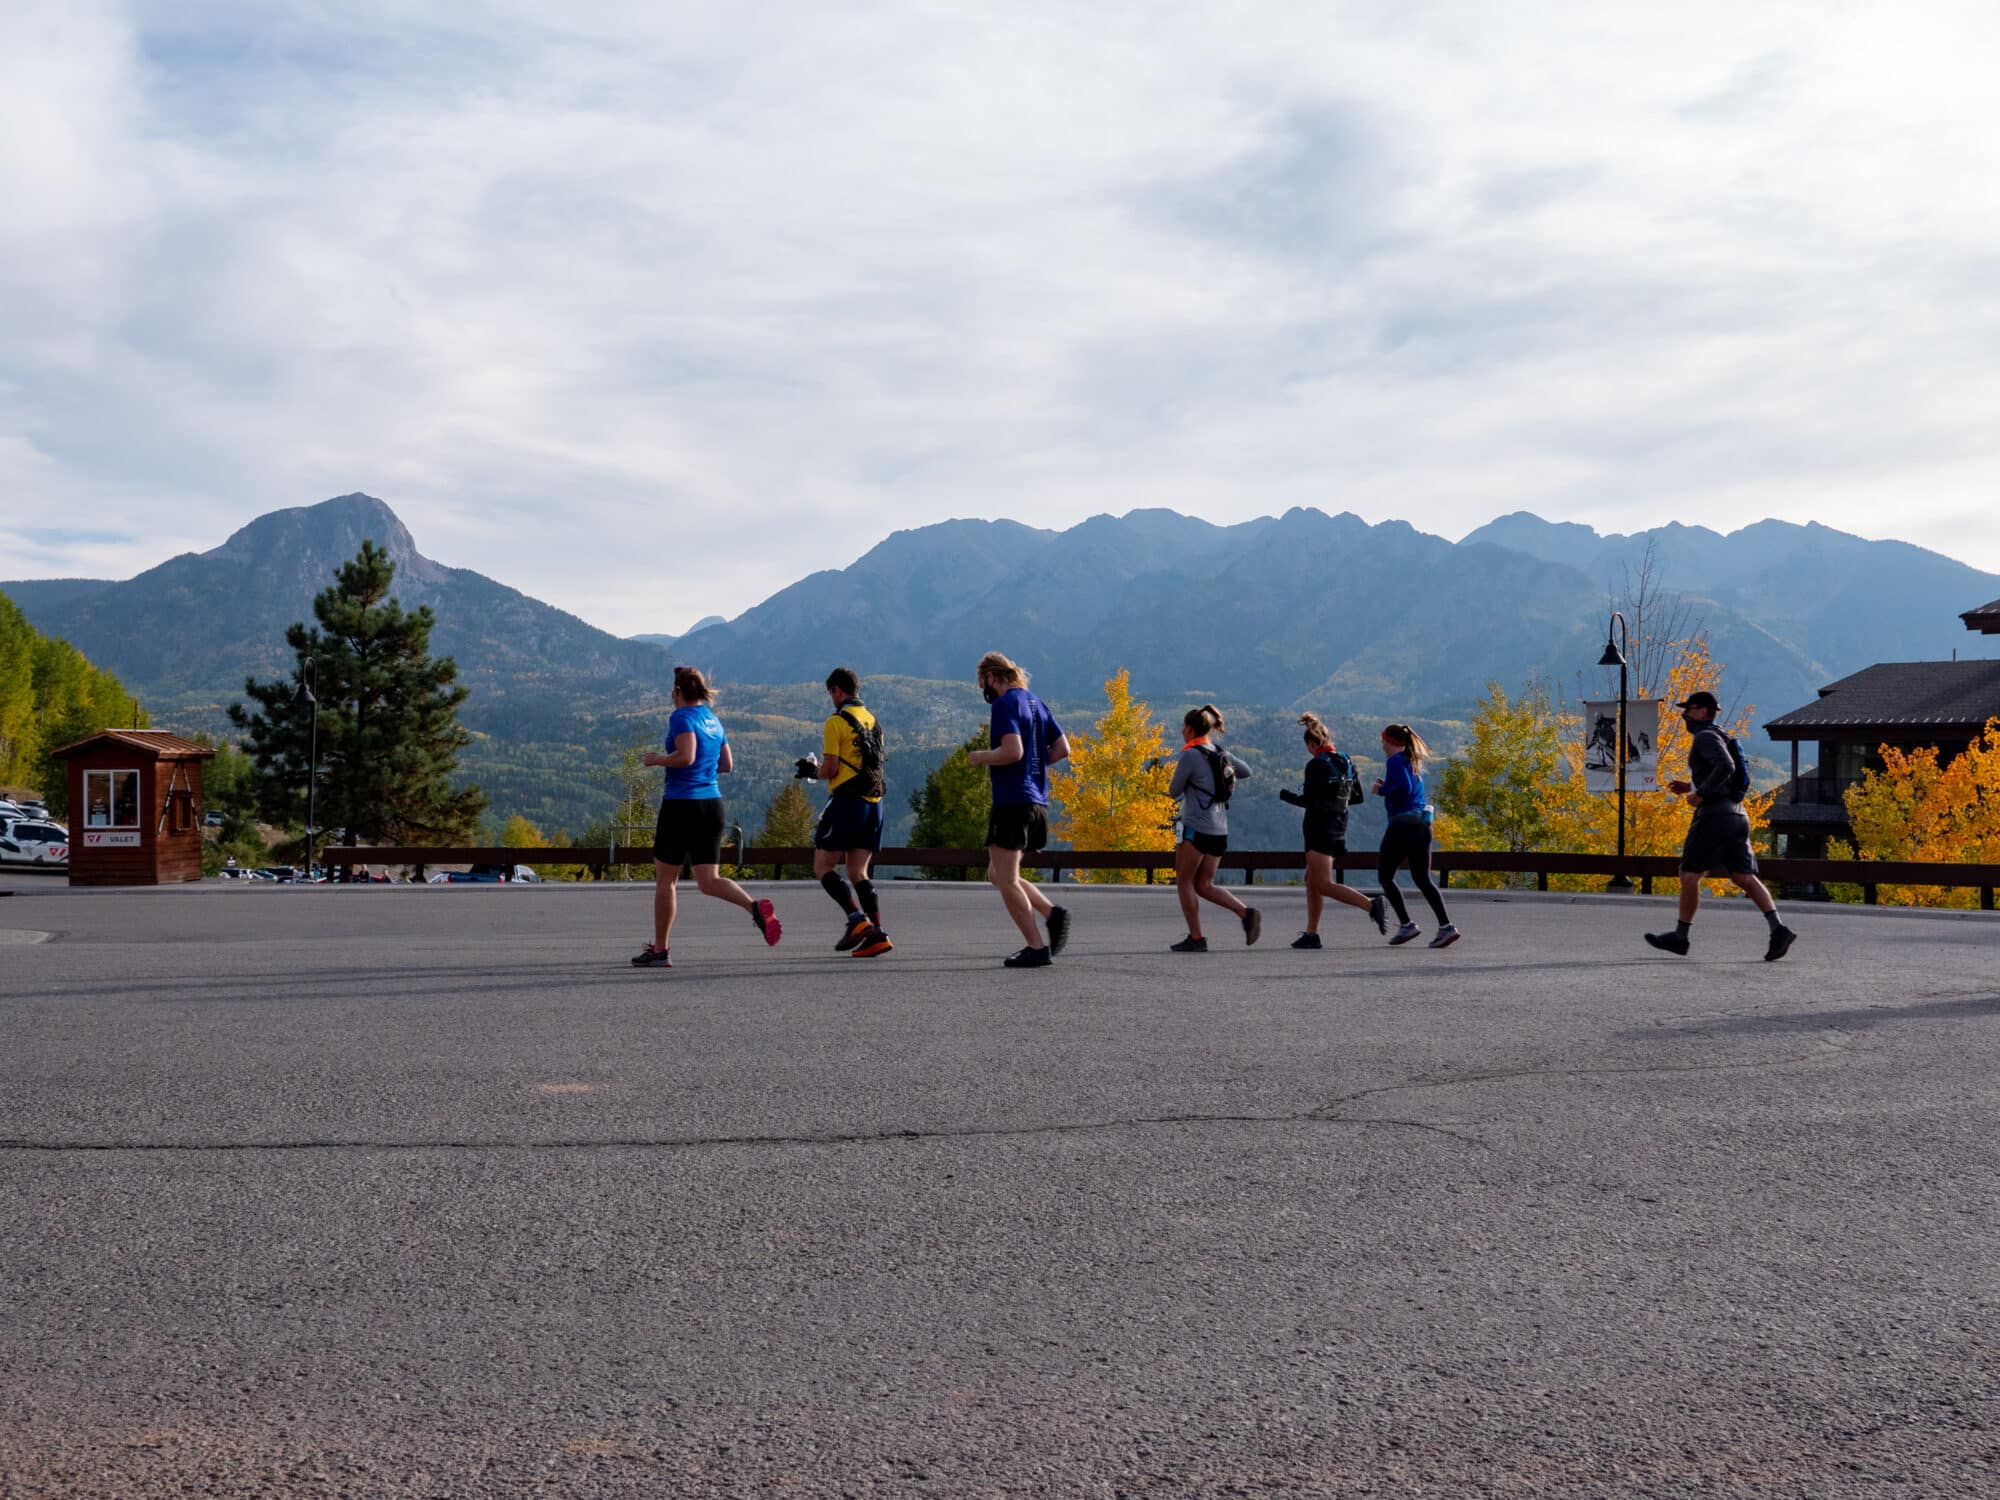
left=852, top=927, right=894, bottom=958
left=834, top=912, right=872, bottom=952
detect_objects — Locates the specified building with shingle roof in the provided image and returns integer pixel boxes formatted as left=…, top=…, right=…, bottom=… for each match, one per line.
left=1963, top=598, right=2000, bottom=636
left=1764, top=622, right=2000, bottom=858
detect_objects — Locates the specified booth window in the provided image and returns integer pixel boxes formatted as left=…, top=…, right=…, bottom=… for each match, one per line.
left=84, top=769, right=142, bottom=829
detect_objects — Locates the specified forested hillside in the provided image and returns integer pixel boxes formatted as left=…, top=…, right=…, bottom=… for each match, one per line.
left=0, top=592, right=149, bottom=808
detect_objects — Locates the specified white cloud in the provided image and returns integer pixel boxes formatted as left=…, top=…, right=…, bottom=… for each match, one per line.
left=3, top=0, right=1999, bottom=634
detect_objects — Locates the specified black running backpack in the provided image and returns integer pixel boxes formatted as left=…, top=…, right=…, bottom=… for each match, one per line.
left=1199, top=745, right=1236, bottom=807
left=1723, top=732, right=1751, bottom=802
left=835, top=708, right=886, bottom=799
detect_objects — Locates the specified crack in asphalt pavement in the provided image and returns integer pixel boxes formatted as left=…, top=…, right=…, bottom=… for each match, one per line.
left=0, top=1105, right=1490, bottom=1156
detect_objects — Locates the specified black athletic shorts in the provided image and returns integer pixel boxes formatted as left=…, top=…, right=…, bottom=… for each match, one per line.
left=653, top=797, right=726, bottom=868
left=986, top=802, right=1048, bottom=853
left=1680, top=807, right=1757, bottom=875
left=1184, top=830, right=1228, bottom=858
left=1304, top=827, right=1348, bottom=859
left=815, top=795, right=884, bottom=854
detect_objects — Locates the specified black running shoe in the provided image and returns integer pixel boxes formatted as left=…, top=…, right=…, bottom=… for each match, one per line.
left=1170, top=935, right=1209, bottom=953
left=1242, top=907, right=1263, bottom=946
left=751, top=898, right=782, bottom=946
left=1644, top=930, right=1690, bottom=956
left=834, top=912, right=871, bottom=952
left=1046, top=904, right=1072, bottom=957
left=1764, top=925, right=1797, bottom=963
left=1003, top=945, right=1053, bottom=968
left=1290, top=931, right=1322, bottom=950
left=1368, top=894, right=1387, bottom=935
left=630, top=945, right=673, bottom=968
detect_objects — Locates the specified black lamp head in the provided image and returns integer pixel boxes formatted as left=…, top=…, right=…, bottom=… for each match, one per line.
left=1596, top=638, right=1625, bottom=668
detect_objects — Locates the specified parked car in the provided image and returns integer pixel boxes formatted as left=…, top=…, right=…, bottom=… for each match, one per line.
left=0, top=800, right=27, bottom=822
left=443, top=864, right=542, bottom=883
left=204, top=812, right=225, bottom=827
left=0, top=819, right=70, bottom=868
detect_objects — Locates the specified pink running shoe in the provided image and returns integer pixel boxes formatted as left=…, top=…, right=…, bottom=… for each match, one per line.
left=751, top=898, right=782, bottom=946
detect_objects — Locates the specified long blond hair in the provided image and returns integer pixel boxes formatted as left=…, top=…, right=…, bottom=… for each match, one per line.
left=1298, top=712, right=1331, bottom=750
left=976, top=651, right=1028, bottom=689
left=1381, top=722, right=1429, bottom=770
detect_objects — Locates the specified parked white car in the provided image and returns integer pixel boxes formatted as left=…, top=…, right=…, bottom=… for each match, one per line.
left=0, top=818, right=70, bottom=868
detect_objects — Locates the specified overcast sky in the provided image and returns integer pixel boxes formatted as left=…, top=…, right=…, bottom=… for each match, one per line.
left=5, top=1, right=1999, bottom=637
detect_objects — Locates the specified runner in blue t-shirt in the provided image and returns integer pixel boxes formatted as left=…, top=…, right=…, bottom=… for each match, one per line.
left=630, top=667, right=781, bottom=968
left=964, top=651, right=1073, bottom=968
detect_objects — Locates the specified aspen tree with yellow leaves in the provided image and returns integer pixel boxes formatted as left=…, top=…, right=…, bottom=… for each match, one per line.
left=1051, top=668, right=1177, bottom=883
left=1830, top=718, right=2000, bottom=907
left=1438, top=636, right=1771, bottom=894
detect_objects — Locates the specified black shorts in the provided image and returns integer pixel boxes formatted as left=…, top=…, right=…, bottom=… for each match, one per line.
left=1184, top=831, right=1228, bottom=858
left=1680, top=808, right=1757, bottom=875
left=986, top=803, right=1048, bottom=853
left=815, top=796, right=884, bottom=854
left=1304, top=827, right=1348, bottom=859
left=653, top=798, right=726, bottom=868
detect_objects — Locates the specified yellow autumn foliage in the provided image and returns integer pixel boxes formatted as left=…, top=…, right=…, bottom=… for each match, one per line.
left=1051, top=668, right=1177, bottom=884
left=1830, top=718, right=2000, bottom=907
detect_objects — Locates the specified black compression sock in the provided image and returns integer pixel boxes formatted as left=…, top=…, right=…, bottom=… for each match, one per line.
left=820, top=871, right=857, bottom=916
left=854, top=878, right=880, bottom=927
left=1675, top=920, right=1692, bottom=939
left=1763, top=907, right=1783, bottom=931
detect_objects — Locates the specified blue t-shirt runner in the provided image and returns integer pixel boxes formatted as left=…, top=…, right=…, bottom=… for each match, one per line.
left=988, top=687, right=1064, bottom=806
left=661, top=703, right=726, bottom=800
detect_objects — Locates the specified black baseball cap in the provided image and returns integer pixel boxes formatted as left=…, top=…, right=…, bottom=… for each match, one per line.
left=1675, top=691, right=1721, bottom=712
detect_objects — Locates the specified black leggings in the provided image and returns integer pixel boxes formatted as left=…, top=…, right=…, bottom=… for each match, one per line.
left=1378, top=820, right=1451, bottom=927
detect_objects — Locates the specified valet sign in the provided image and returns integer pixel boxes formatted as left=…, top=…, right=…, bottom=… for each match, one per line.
left=84, top=830, right=142, bottom=847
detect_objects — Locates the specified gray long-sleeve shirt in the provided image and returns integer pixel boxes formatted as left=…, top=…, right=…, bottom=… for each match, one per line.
left=1688, top=724, right=1748, bottom=825
left=1169, top=744, right=1253, bottom=837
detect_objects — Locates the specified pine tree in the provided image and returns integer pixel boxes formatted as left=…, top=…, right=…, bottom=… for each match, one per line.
left=229, top=541, right=486, bottom=846
left=908, top=729, right=991, bottom=877
left=1051, top=668, right=1175, bottom=883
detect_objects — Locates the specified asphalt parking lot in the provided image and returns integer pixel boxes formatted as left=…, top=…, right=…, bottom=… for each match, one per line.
left=2, top=880, right=1996, bottom=1497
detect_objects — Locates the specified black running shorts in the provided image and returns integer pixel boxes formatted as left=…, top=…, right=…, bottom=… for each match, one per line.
left=1680, top=807, right=1757, bottom=876
left=1304, top=828, right=1348, bottom=859
left=653, top=797, right=726, bottom=868
left=1185, top=830, right=1228, bottom=858
left=986, top=802, right=1048, bottom=853
left=814, top=795, right=884, bottom=854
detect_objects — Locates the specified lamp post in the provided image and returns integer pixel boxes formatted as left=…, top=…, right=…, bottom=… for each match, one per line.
left=1597, top=613, right=1633, bottom=891
left=291, top=659, right=319, bottom=879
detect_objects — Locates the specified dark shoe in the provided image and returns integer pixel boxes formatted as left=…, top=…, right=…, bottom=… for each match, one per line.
left=751, top=898, right=782, bottom=946
left=1170, top=935, right=1209, bottom=953
left=852, top=929, right=894, bottom=958
left=1388, top=922, right=1423, bottom=946
left=1428, top=924, right=1461, bottom=950
left=1241, top=907, right=1263, bottom=946
left=1644, top=930, right=1690, bottom=956
left=1368, top=895, right=1387, bottom=935
left=834, top=912, right=871, bottom=952
left=1290, top=931, right=1322, bottom=950
left=1046, top=904, right=1072, bottom=957
left=1004, top=945, right=1053, bottom=968
left=1764, top=925, right=1797, bottom=963
left=630, top=945, right=673, bottom=968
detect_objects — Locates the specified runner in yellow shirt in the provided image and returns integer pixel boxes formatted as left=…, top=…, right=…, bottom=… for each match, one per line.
left=798, top=666, right=891, bottom=956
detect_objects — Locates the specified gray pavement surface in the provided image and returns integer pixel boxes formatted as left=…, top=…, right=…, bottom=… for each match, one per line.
left=1, top=879, right=1995, bottom=1498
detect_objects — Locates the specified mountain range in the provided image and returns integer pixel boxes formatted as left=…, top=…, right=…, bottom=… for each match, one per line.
left=4, top=493, right=1995, bottom=836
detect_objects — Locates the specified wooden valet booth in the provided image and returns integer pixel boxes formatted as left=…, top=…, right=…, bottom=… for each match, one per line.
left=52, top=731, right=216, bottom=886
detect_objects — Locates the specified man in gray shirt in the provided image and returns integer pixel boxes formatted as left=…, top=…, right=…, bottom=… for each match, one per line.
left=1645, top=691, right=1797, bottom=962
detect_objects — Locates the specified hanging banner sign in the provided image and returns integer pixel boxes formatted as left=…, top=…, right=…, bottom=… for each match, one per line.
left=1583, top=699, right=1662, bottom=793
